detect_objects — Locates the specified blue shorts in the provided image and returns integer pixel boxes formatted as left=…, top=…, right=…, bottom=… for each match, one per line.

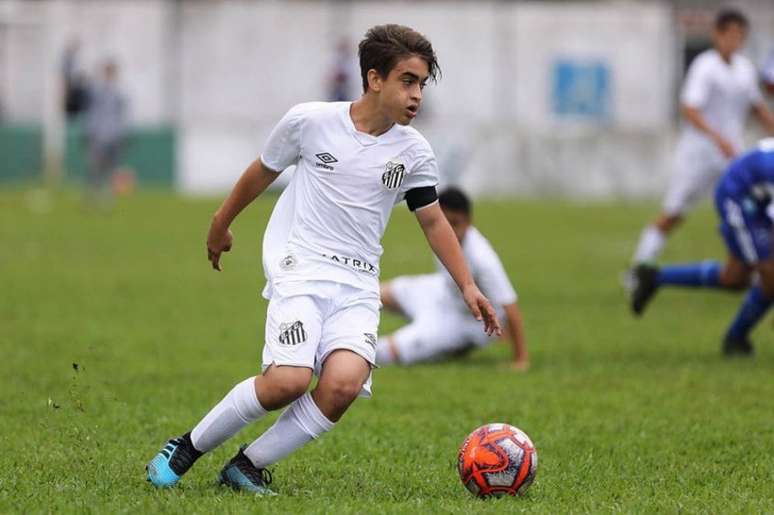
left=716, top=194, right=773, bottom=264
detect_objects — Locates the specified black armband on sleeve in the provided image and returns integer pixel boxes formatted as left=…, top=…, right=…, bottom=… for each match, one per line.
left=405, top=186, right=438, bottom=211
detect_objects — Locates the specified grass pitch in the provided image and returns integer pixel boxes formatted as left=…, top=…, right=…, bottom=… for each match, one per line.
left=2, top=188, right=774, bottom=513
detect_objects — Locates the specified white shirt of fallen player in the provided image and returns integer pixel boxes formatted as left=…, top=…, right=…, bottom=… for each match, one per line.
left=387, top=226, right=517, bottom=364
left=260, top=101, right=439, bottom=299
left=663, top=49, right=764, bottom=215
left=434, top=226, right=517, bottom=316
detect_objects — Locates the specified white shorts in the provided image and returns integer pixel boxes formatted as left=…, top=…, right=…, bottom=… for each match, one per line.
left=388, top=274, right=492, bottom=364
left=662, top=139, right=730, bottom=216
left=262, top=281, right=380, bottom=398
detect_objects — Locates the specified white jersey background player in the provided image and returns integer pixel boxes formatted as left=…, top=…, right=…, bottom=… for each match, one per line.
left=378, top=187, right=528, bottom=370
left=631, top=9, right=774, bottom=269
left=145, top=24, right=501, bottom=495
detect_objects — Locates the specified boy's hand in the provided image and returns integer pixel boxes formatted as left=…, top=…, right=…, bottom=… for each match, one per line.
left=206, top=218, right=233, bottom=271
left=462, top=284, right=502, bottom=337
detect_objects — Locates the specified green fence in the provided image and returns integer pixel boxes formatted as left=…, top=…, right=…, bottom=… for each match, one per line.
left=0, top=123, right=175, bottom=186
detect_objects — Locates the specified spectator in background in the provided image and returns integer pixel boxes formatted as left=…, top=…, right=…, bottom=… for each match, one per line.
left=327, top=38, right=355, bottom=101
left=62, top=39, right=90, bottom=119
left=83, top=59, right=128, bottom=206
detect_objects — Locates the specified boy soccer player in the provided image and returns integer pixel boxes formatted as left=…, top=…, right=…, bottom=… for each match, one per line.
left=145, top=25, right=500, bottom=494
left=629, top=9, right=774, bottom=269
left=631, top=139, right=774, bottom=356
left=378, top=187, right=528, bottom=369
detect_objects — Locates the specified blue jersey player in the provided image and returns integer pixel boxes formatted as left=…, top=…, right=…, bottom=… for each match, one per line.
left=631, top=139, right=774, bottom=356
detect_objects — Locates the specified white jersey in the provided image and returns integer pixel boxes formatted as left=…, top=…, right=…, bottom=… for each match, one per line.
left=433, top=226, right=517, bottom=313
left=260, top=102, right=439, bottom=298
left=679, top=49, right=763, bottom=154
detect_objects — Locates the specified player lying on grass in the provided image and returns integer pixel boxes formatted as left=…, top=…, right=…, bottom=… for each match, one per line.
left=377, top=187, right=528, bottom=370
left=628, top=9, right=774, bottom=272
left=631, top=139, right=774, bottom=357
left=145, top=24, right=500, bottom=495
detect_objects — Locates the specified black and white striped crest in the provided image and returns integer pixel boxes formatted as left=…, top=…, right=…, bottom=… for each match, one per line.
left=279, top=321, right=306, bottom=346
left=382, top=161, right=405, bottom=190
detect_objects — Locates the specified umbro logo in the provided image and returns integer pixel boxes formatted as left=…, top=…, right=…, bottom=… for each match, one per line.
left=315, top=152, right=338, bottom=164
left=315, top=152, right=338, bottom=170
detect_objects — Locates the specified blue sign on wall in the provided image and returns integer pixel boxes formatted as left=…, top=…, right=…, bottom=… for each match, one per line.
left=552, top=59, right=611, bottom=120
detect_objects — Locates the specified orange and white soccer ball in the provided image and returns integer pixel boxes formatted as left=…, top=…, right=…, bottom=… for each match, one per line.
left=457, top=423, right=538, bottom=498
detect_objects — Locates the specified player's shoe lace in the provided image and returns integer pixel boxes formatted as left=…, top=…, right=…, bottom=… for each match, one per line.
left=146, top=433, right=202, bottom=488
left=219, top=446, right=276, bottom=495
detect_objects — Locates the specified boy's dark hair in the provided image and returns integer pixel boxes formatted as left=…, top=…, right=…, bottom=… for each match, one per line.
left=715, top=9, right=748, bottom=31
left=358, top=24, right=440, bottom=92
left=439, top=186, right=471, bottom=216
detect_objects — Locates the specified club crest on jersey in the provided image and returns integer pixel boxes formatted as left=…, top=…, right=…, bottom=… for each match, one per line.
left=279, top=254, right=296, bottom=271
left=279, top=321, right=306, bottom=346
left=382, top=161, right=405, bottom=190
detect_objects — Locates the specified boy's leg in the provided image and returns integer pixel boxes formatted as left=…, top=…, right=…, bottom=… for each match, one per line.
left=632, top=148, right=721, bottom=265
left=631, top=256, right=750, bottom=316
left=723, top=260, right=774, bottom=356
left=242, top=350, right=369, bottom=469
left=147, top=291, right=320, bottom=489
left=147, top=368, right=312, bottom=489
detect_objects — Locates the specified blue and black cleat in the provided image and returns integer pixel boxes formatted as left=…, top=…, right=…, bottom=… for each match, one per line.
left=219, top=447, right=276, bottom=495
left=146, top=433, right=202, bottom=488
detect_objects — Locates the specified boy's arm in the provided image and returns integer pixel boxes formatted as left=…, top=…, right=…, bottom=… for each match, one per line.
left=503, top=302, right=528, bottom=371
left=752, top=102, right=774, bottom=135
left=206, top=158, right=281, bottom=271
left=414, top=202, right=501, bottom=336
left=681, top=105, right=736, bottom=158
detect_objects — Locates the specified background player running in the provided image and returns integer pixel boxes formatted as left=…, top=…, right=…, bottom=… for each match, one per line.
left=377, top=187, right=528, bottom=370
left=145, top=24, right=500, bottom=495
left=629, top=9, right=774, bottom=271
left=631, top=139, right=774, bottom=357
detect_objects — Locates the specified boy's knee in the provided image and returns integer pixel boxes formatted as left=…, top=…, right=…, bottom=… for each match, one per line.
left=324, top=377, right=363, bottom=406
left=256, top=367, right=312, bottom=410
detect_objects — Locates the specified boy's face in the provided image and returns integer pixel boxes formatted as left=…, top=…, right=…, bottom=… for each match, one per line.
left=714, top=22, right=747, bottom=56
left=442, top=207, right=471, bottom=243
left=369, top=55, right=429, bottom=125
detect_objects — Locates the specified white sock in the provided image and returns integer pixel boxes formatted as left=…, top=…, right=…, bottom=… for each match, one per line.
left=244, top=392, right=334, bottom=468
left=190, top=376, right=267, bottom=453
left=633, top=225, right=666, bottom=264
left=375, top=337, right=396, bottom=365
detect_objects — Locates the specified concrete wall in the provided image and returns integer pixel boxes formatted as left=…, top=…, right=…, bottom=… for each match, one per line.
left=2, top=0, right=774, bottom=197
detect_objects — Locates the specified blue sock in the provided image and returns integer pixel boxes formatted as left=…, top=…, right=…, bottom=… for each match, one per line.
left=726, top=286, right=773, bottom=339
left=656, top=261, right=721, bottom=288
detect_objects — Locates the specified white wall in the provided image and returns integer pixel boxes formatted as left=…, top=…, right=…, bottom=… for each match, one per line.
left=3, top=0, right=773, bottom=198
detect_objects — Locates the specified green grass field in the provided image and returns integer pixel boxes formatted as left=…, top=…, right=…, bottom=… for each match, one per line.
left=2, top=188, right=774, bottom=514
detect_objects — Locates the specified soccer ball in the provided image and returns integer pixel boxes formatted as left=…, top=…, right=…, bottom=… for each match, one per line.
left=457, top=423, right=538, bottom=498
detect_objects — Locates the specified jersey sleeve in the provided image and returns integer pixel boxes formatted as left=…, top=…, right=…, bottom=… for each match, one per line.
left=399, top=142, right=439, bottom=201
left=680, top=57, right=711, bottom=109
left=475, top=242, right=518, bottom=306
left=260, top=104, right=306, bottom=172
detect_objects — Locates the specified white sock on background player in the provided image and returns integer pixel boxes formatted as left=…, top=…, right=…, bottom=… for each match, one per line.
left=190, top=376, right=267, bottom=452
left=633, top=225, right=666, bottom=264
left=244, top=392, right=334, bottom=468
